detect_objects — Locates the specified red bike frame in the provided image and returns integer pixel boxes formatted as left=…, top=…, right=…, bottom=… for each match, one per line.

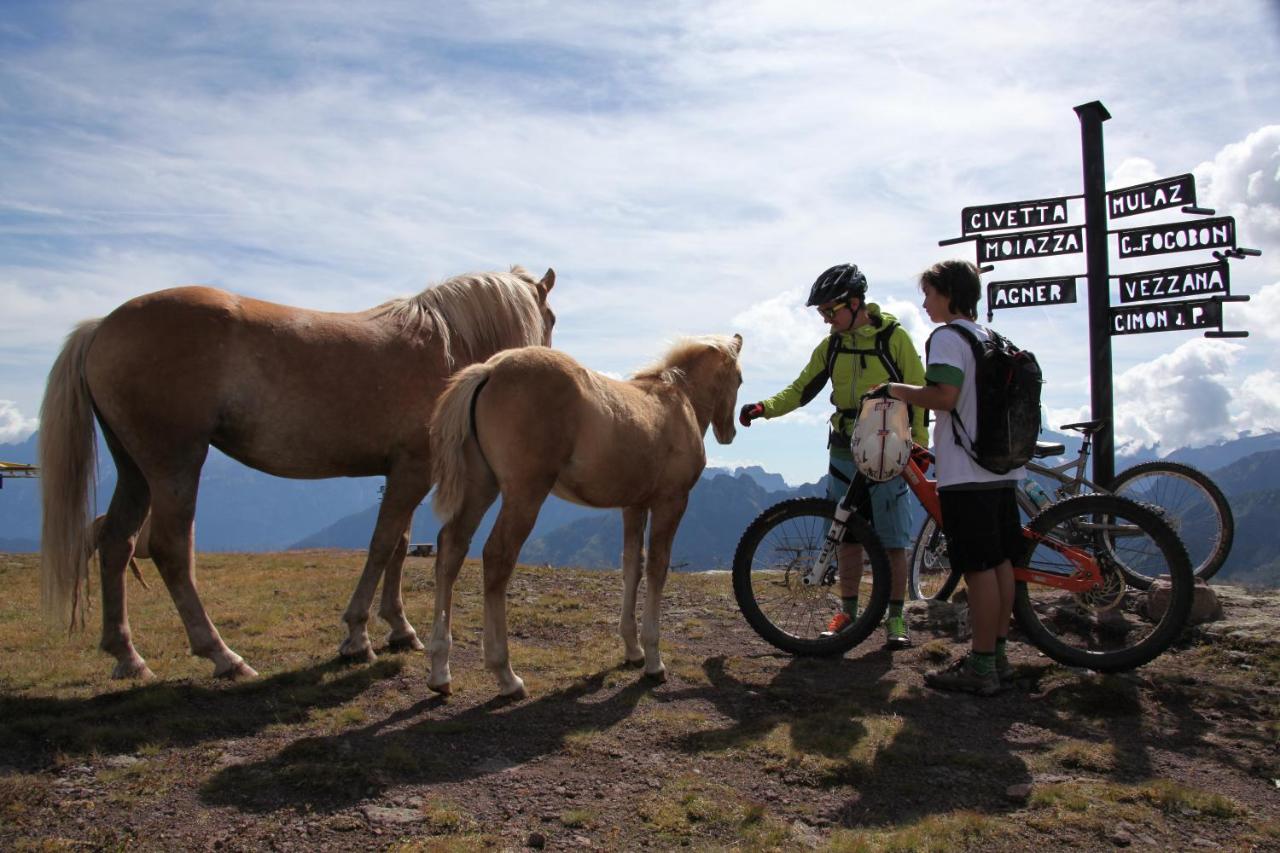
left=900, top=446, right=1101, bottom=593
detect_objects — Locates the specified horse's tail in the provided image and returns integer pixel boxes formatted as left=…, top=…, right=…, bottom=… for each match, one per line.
left=430, top=362, right=495, bottom=523
left=39, top=319, right=102, bottom=631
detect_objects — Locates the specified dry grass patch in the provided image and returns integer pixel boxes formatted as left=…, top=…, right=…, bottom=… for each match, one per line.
left=828, top=810, right=1003, bottom=852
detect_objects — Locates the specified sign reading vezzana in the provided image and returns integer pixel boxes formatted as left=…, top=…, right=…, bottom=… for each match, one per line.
left=1115, top=216, right=1236, bottom=258
left=962, top=196, right=1071, bottom=236
left=988, top=276, right=1078, bottom=310
left=1117, top=261, right=1229, bottom=304
left=978, top=226, right=1083, bottom=262
left=1107, top=174, right=1196, bottom=219
left=1110, top=297, right=1222, bottom=335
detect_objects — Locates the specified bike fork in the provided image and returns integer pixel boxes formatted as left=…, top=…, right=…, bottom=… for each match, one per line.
left=802, top=496, right=856, bottom=586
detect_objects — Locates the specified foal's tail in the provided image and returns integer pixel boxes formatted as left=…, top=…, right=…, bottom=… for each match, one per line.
left=39, top=319, right=102, bottom=630
left=430, top=362, right=495, bottom=523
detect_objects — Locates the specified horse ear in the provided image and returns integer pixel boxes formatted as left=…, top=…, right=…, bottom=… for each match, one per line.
left=731, top=333, right=743, bottom=355
left=538, top=268, right=556, bottom=297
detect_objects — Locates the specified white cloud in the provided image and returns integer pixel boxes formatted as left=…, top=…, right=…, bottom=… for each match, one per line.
left=1194, top=125, right=1280, bottom=248
left=1247, top=281, right=1280, bottom=341
left=0, top=401, right=38, bottom=443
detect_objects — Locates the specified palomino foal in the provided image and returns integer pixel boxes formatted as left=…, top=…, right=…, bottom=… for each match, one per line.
left=428, top=335, right=743, bottom=698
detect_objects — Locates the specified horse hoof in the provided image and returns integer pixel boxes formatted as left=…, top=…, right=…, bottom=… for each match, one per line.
left=500, top=680, right=528, bottom=700
left=643, top=667, right=668, bottom=684
left=624, top=656, right=645, bottom=669
left=387, top=633, right=426, bottom=653
left=427, top=680, right=452, bottom=696
left=338, top=645, right=378, bottom=664
left=112, top=660, right=155, bottom=680
left=215, top=661, right=258, bottom=680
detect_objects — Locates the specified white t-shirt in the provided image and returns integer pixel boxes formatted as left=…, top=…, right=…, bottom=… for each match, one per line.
left=927, top=319, right=1026, bottom=490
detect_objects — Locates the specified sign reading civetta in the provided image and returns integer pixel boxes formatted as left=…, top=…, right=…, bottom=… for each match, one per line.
left=987, top=276, right=1078, bottom=310
left=1110, top=297, right=1222, bottom=336
left=1116, top=260, right=1229, bottom=304
left=978, top=225, right=1084, bottom=262
left=962, top=195, right=1072, bottom=236
left=1107, top=174, right=1196, bottom=219
left=1114, top=216, right=1236, bottom=258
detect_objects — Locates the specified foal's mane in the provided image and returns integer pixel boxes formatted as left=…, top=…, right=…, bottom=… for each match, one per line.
left=368, top=266, right=546, bottom=367
left=632, top=335, right=740, bottom=384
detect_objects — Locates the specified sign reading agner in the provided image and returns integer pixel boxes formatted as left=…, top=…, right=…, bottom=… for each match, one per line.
left=1110, top=297, right=1222, bottom=336
left=1107, top=174, right=1196, bottom=219
left=1117, top=260, right=1228, bottom=304
left=1115, top=216, right=1235, bottom=258
left=988, top=276, right=1078, bottom=310
left=978, top=226, right=1083, bottom=262
left=962, top=196, right=1071, bottom=236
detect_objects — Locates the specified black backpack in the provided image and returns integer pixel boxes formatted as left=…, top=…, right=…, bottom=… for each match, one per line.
left=927, top=323, right=1042, bottom=474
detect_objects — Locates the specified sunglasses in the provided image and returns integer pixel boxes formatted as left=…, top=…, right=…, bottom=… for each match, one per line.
left=817, top=301, right=850, bottom=320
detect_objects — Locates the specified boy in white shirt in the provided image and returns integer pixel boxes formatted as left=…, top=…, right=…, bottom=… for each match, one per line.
left=883, top=260, right=1025, bottom=696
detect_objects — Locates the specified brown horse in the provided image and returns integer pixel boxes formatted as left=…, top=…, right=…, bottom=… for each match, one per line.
left=89, top=512, right=153, bottom=589
left=427, top=334, right=743, bottom=697
left=40, top=267, right=556, bottom=680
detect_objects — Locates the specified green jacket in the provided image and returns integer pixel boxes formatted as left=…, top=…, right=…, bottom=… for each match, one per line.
left=760, top=306, right=929, bottom=445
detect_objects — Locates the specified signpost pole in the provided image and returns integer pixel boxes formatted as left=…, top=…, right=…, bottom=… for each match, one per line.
left=1075, top=100, right=1114, bottom=487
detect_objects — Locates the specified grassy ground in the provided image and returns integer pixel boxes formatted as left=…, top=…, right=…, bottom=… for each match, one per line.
left=0, top=550, right=1277, bottom=851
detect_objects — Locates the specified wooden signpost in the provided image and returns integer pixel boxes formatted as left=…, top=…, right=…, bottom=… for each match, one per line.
left=938, top=101, right=1260, bottom=485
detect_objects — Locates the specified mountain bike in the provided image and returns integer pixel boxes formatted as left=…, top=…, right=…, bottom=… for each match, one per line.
left=733, top=444, right=1194, bottom=672
left=910, top=418, right=1233, bottom=601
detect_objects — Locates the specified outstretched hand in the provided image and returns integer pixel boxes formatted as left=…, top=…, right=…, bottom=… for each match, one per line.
left=861, top=383, right=892, bottom=403
left=739, top=402, right=764, bottom=427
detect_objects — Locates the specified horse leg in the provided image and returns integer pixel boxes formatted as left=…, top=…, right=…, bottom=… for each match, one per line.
left=147, top=486, right=256, bottom=679
left=339, top=469, right=430, bottom=662
left=640, top=497, right=689, bottom=682
left=96, top=443, right=152, bottom=679
left=380, top=516, right=423, bottom=653
left=619, top=506, right=648, bottom=667
left=481, top=486, right=549, bottom=698
left=427, top=457, right=499, bottom=695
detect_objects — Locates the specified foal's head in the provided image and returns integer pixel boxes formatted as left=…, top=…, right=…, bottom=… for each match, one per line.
left=647, top=334, right=743, bottom=445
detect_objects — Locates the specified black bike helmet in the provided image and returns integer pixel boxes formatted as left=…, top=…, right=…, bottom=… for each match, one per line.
left=806, top=263, right=868, bottom=307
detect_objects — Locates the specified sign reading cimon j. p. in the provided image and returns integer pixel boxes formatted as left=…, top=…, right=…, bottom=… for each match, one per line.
left=1110, top=297, right=1222, bottom=336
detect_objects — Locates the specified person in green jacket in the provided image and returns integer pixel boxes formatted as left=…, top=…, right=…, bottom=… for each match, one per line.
left=739, top=263, right=928, bottom=647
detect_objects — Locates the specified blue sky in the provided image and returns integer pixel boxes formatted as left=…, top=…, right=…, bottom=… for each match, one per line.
left=2, top=1, right=1279, bottom=485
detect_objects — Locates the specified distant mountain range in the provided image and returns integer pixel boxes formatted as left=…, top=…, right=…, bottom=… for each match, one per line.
left=3, top=430, right=1277, bottom=587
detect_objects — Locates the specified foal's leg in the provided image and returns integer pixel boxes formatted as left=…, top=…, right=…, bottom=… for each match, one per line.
left=96, top=445, right=153, bottom=679
left=639, top=496, right=689, bottom=682
left=481, top=485, right=550, bottom=698
left=618, top=506, right=648, bottom=666
left=147, top=481, right=255, bottom=679
left=339, top=467, right=430, bottom=661
left=427, top=455, right=498, bottom=695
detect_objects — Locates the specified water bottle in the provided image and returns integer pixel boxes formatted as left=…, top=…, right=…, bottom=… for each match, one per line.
left=1020, top=477, right=1051, bottom=511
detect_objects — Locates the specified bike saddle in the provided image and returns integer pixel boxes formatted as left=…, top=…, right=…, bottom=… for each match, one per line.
left=1059, top=419, right=1108, bottom=435
left=1034, top=441, right=1066, bottom=457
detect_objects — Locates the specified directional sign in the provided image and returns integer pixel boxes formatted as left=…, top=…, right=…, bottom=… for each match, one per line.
left=1117, top=260, right=1229, bottom=304
left=1110, top=297, right=1222, bottom=336
left=1107, top=174, right=1196, bottom=219
left=988, top=276, right=1078, bottom=311
left=1114, top=216, right=1235, bottom=258
left=962, top=195, right=1072, bottom=236
left=978, top=226, right=1084, bottom=263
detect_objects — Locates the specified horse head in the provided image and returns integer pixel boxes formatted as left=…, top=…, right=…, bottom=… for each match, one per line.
left=708, top=334, right=743, bottom=445
left=534, top=268, right=556, bottom=346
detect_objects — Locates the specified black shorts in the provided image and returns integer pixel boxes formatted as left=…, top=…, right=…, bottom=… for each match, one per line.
left=939, top=486, right=1023, bottom=573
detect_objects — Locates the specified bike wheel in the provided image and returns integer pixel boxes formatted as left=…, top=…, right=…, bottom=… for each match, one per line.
left=908, top=516, right=961, bottom=601
left=1109, top=461, right=1234, bottom=582
left=732, top=497, right=891, bottom=656
left=1013, top=494, right=1193, bottom=672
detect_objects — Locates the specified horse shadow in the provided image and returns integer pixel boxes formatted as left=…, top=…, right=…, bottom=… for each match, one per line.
left=0, top=657, right=406, bottom=771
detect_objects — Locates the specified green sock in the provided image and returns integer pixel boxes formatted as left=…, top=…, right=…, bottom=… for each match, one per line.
left=842, top=596, right=859, bottom=619
left=995, top=637, right=1008, bottom=662
left=888, top=600, right=904, bottom=620
left=970, top=651, right=997, bottom=675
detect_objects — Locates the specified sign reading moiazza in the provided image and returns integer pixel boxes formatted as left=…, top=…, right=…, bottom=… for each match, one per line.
left=1114, top=216, right=1236, bottom=258
left=1106, top=174, right=1197, bottom=219
left=1110, top=297, right=1223, bottom=336
left=962, top=196, right=1072, bottom=236
left=1116, top=260, right=1229, bottom=304
left=978, top=225, right=1084, bottom=262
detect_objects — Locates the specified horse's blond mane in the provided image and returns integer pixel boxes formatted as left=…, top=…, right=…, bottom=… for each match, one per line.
left=369, top=266, right=545, bottom=367
left=631, top=335, right=740, bottom=384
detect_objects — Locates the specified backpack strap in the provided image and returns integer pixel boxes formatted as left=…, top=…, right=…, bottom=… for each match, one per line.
left=927, top=323, right=984, bottom=460
left=828, top=321, right=909, bottom=435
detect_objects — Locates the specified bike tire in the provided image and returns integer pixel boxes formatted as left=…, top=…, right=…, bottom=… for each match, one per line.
left=1012, top=494, right=1193, bottom=672
left=908, top=516, right=962, bottom=601
left=732, top=497, right=891, bottom=656
left=1108, top=461, right=1234, bottom=583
